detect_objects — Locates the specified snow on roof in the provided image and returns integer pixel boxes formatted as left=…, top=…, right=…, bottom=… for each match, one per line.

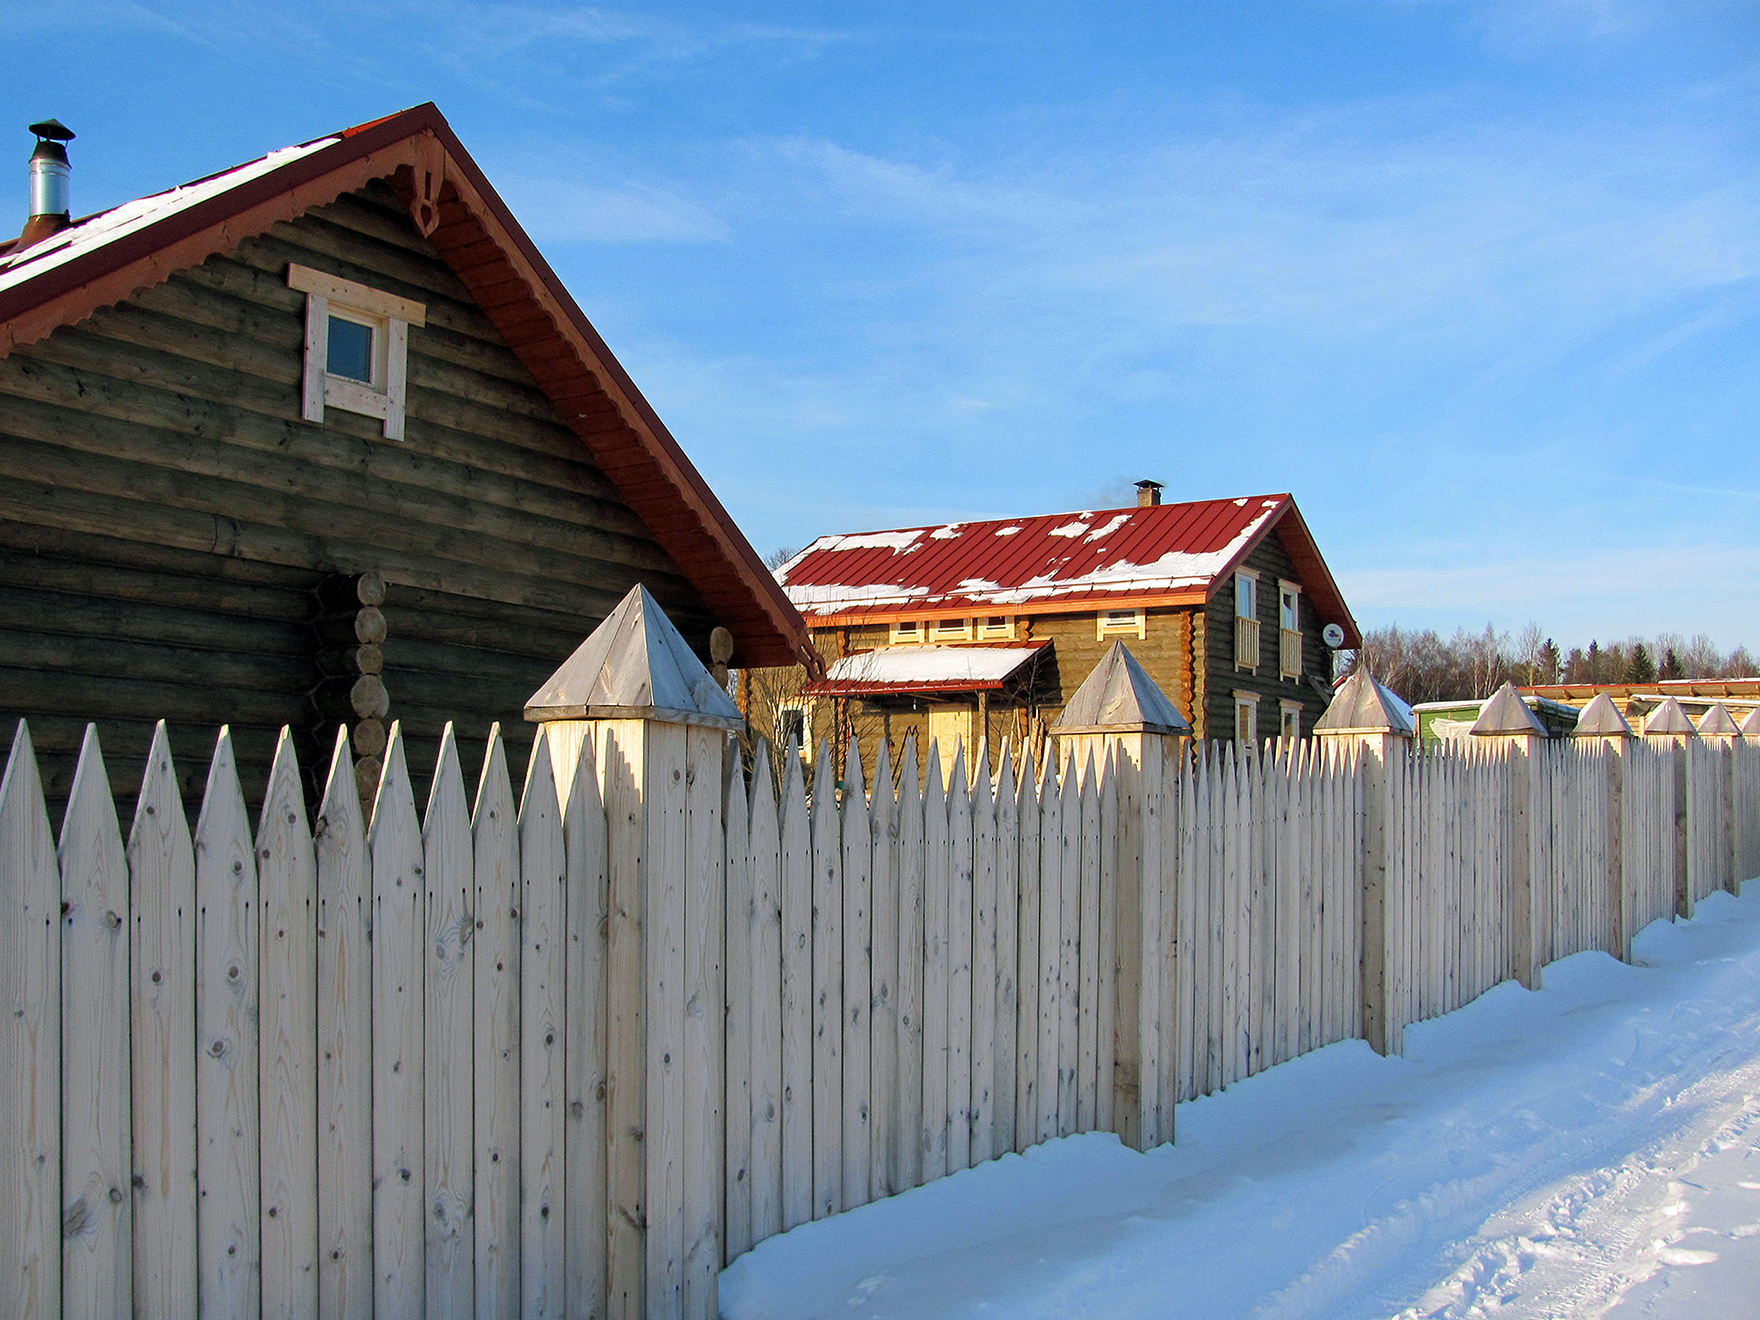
left=777, top=495, right=1289, bottom=618
left=0, top=138, right=339, bottom=294
left=802, top=643, right=1043, bottom=696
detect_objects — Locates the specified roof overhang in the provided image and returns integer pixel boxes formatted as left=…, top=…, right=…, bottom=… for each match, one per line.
left=0, top=103, right=818, bottom=675
left=802, top=640, right=1047, bottom=698
left=1201, top=498, right=1360, bottom=649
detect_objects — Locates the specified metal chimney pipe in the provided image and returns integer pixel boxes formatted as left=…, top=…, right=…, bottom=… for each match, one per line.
left=18, top=119, right=75, bottom=249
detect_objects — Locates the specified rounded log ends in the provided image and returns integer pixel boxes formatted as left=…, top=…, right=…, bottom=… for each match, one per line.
left=711, top=626, right=735, bottom=664
left=353, top=605, right=388, bottom=645
left=352, top=717, right=387, bottom=758
left=354, top=755, right=382, bottom=805
left=354, top=643, right=384, bottom=675
left=355, top=570, right=386, bottom=607
left=350, top=674, right=390, bottom=719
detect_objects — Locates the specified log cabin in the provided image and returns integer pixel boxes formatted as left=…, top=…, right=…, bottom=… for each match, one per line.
left=752, top=482, right=1360, bottom=779
left=0, top=105, right=815, bottom=813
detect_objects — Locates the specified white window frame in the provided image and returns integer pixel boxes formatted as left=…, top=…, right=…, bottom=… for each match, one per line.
left=1096, top=607, right=1147, bottom=640
left=1279, top=580, right=1300, bottom=631
left=1234, top=691, right=1260, bottom=745
left=976, top=615, right=1016, bottom=640
left=1235, top=568, right=1259, bottom=620
left=1279, top=699, right=1301, bottom=742
left=777, top=701, right=811, bottom=761
left=289, top=263, right=426, bottom=441
left=889, top=619, right=925, bottom=645
left=931, top=617, right=973, bottom=642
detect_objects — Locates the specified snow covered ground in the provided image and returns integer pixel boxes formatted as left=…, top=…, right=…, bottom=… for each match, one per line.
left=722, top=882, right=1760, bottom=1320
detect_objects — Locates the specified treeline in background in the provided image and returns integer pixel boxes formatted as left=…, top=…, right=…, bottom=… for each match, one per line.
left=1344, top=624, right=1758, bottom=706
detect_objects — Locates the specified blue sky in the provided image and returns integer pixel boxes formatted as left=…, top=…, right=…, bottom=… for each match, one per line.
left=6, top=0, right=1757, bottom=651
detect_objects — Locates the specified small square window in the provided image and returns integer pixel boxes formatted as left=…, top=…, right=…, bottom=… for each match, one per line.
left=1280, top=701, right=1301, bottom=741
left=889, top=620, right=924, bottom=644
left=932, top=618, right=972, bottom=641
left=289, top=263, right=426, bottom=441
left=326, top=315, right=376, bottom=383
left=1096, top=607, right=1145, bottom=640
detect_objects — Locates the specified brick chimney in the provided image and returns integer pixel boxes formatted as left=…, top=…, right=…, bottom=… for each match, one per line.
left=1135, top=480, right=1163, bottom=507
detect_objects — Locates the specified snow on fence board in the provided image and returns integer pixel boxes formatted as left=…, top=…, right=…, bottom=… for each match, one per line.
left=2, top=716, right=1758, bottom=1320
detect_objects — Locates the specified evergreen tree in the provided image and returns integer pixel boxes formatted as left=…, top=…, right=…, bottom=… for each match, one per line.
left=1541, top=639, right=1561, bottom=685
left=1659, top=647, right=1684, bottom=681
left=1586, top=639, right=1602, bottom=683
left=1628, top=642, right=1656, bottom=684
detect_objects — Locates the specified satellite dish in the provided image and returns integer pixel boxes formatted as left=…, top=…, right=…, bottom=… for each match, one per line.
left=1322, top=623, right=1346, bottom=649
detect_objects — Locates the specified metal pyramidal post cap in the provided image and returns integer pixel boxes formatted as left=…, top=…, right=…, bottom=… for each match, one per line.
left=28, top=119, right=75, bottom=143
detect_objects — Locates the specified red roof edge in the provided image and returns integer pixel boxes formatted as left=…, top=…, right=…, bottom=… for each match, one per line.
left=1206, top=496, right=1361, bottom=649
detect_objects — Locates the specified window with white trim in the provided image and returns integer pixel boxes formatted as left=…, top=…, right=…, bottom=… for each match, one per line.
left=976, top=615, right=1016, bottom=640
left=1096, top=607, right=1146, bottom=640
left=777, top=702, right=811, bottom=761
left=889, top=619, right=924, bottom=645
left=288, top=263, right=426, bottom=441
left=1234, top=691, right=1260, bottom=745
left=931, top=617, right=972, bottom=641
left=1235, top=570, right=1258, bottom=620
left=1278, top=580, right=1303, bottom=680
left=1279, top=700, right=1301, bottom=741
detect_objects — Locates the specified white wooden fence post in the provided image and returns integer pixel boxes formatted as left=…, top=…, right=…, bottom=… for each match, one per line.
left=1572, top=695, right=1635, bottom=960
left=525, top=585, right=743, bottom=1320
left=1470, top=683, right=1548, bottom=991
left=1052, top=641, right=1191, bottom=1150
left=1314, top=670, right=1414, bottom=1056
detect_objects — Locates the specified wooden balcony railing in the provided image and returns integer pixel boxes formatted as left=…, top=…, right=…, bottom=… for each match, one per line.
left=1281, top=627, right=1303, bottom=679
left=1235, top=616, right=1260, bottom=671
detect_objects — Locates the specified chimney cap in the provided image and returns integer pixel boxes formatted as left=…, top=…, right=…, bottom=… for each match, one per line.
left=1134, top=479, right=1162, bottom=491
left=28, top=119, right=74, bottom=143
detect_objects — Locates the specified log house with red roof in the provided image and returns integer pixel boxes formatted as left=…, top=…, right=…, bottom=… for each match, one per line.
left=758, top=483, right=1360, bottom=775
left=0, top=105, right=814, bottom=809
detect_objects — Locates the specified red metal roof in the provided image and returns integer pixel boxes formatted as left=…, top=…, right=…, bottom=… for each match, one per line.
left=777, top=494, right=1360, bottom=646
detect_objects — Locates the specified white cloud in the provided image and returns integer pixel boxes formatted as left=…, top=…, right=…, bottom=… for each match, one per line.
left=496, top=175, right=728, bottom=243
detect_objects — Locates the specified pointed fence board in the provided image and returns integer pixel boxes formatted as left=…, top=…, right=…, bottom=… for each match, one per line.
left=946, top=751, right=974, bottom=1172
left=840, top=743, right=873, bottom=1206
left=722, top=747, right=754, bottom=1264
left=518, top=734, right=567, bottom=1319
left=126, top=723, right=197, bottom=1320
left=993, top=744, right=1020, bottom=1160
left=1056, top=753, right=1082, bottom=1134
left=1013, top=752, right=1041, bottom=1152
left=60, top=728, right=135, bottom=1318
left=747, top=744, right=785, bottom=1242
left=1, top=724, right=60, bottom=1320
left=776, top=751, right=813, bottom=1230
left=809, top=748, right=844, bottom=1218
left=258, top=730, right=320, bottom=1320
left=470, top=730, right=522, bottom=1319
left=315, top=728, right=373, bottom=1320
left=920, top=748, right=950, bottom=1180
left=868, top=743, right=900, bottom=1198
left=893, top=741, right=926, bottom=1193
left=194, top=728, right=258, bottom=1320
left=970, top=749, right=998, bottom=1163
left=1035, top=754, right=1062, bottom=1143
left=370, top=727, right=426, bottom=1319
left=646, top=720, right=689, bottom=1318
left=682, top=727, right=727, bottom=1320
left=422, top=728, right=474, bottom=1320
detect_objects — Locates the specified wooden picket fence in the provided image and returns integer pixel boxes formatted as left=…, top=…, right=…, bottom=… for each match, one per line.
left=4, top=714, right=1759, bottom=1320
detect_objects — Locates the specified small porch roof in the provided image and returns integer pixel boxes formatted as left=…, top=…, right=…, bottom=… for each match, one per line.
left=802, top=641, right=1047, bottom=698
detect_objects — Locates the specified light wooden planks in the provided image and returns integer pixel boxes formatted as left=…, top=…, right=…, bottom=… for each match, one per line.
left=946, top=751, right=973, bottom=1171
left=371, top=726, right=426, bottom=1319
left=894, top=741, right=926, bottom=1191
left=776, top=751, right=813, bottom=1231
left=645, top=722, right=688, bottom=1317
left=520, top=734, right=567, bottom=1319
left=0, top=723, right=61, bottom=1320
left=259, top=729, right=320, bottom=1320
left=316, top=728, right=372, bottom=1320
left=126, top=722, right=198, bottom=1320
left=422, top=727, right=474, bottom=1320
left=195, top=727, right=258, bottom=1319
left=562, top=726, right=609, bottom=1319
left=840, top=742, right=873, bottom=1205
left=603, top=720, right=648, bottom=1320
left=722, top=746, right=754, bottom=1264
left=868, top=743, right=900, bottom=1195
left=970, top=748, right=998, bottom=1162
left=682, top=727, right=726, bottom=1320
left=746, top=743, right=785, bottom=1243
left=471, top=728, right=522, bottom=1318
left=809, top=747, right=843, bottom=1218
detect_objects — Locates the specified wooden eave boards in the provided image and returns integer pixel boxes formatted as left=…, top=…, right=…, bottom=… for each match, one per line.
left=1206, top=499, right=1362, bottom=650
left=0, top=102, right=815, bottom=674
